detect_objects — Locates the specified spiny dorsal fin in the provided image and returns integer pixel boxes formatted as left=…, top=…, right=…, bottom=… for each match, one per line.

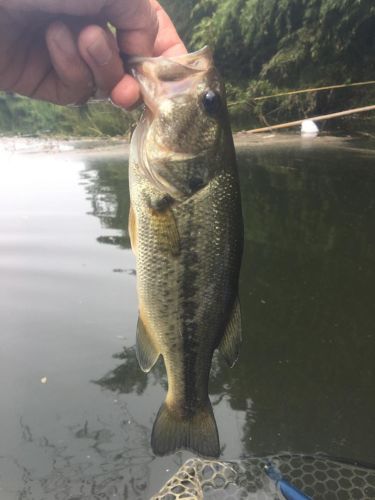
left=136, top=316, right=160, bottom=372
left=128, top=203, right=137, bottom=254
left=219, top=296, right=242, bottom=367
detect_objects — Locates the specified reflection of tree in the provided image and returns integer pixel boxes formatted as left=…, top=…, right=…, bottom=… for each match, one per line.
left=95, top=344, right=247, bottom=400
left=93, top=344, right=255, bottom=437
left=94, top=346, right=168, bottom=395
left=93, top=347, right=243, bottom=421
left=82, top=158, right=131, bottom=248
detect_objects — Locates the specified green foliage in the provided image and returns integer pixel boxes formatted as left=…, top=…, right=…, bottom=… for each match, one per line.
left=189, top=0, right=375, bottom=85
left=187, top=0, right=375, bottom=130
left=0, top=93, right=137, bottom=138
left=1, top=0, right=375, bottom=136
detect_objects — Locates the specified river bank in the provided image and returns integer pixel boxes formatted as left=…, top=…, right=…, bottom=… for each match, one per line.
left=1, top=132, right=374, bottom=160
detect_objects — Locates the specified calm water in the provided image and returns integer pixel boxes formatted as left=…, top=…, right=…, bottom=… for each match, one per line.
left=0, top=136, right=374, bottom=499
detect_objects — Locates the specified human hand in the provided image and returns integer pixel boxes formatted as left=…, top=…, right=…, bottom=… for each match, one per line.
left=0, top=0, right=186, bottom=108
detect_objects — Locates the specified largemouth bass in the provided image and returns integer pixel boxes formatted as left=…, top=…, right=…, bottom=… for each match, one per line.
left=128, top=47, right=243, bottom=458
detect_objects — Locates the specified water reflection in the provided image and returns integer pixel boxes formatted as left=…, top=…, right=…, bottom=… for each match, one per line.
left=2, top=137, right=375, bottom=498
left=82, top=159, right=131, bottom=249
left=83, top=137, right=375, bottom=464
left=95, top=346, right=163, bottom=395
left=95, top=346, right=240, bottom=408
left=237, top=138, right=375, bottom=460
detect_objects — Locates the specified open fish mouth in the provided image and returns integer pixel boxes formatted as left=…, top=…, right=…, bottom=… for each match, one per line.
left=128, top=46, right=214, bottom=79
left=128, top=46, right=215, bottom=115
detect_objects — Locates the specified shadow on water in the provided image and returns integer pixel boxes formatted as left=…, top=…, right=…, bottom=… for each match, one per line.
left=85, top=137, right=375, bottom=464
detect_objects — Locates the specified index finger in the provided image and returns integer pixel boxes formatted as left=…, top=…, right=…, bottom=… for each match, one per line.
left=149, top=0, right=187, bottom=56
left=104, top=0, right=158, bottom=56
left=106, top=0, right=186, bottom=57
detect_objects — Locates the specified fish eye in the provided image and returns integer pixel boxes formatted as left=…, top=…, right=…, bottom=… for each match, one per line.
left=201, top=90, right=221, bottom=115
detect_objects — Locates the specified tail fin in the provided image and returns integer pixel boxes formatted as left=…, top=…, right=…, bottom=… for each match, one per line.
left=151, top=399, right=220, bottom=458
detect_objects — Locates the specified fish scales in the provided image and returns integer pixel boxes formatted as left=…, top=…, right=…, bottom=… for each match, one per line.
left=128, top=47, right=243, bottom=458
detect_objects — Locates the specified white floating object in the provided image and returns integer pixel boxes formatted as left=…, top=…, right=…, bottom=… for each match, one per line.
left=40, top=377, right=48, bottom=384
left=301, top=119, right=319, bottom=135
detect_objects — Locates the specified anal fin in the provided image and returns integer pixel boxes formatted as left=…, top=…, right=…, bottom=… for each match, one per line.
left=219, top=295, right=242, bottom=367
left=136, top=316, right=160, bottom=372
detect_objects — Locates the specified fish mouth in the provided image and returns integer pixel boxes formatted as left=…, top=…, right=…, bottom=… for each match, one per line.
left=128, top=46, right=214, bottom=115
left=128, top=46, right=214, bottom=79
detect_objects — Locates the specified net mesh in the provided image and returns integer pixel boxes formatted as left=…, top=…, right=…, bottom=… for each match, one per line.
left=152, top=454, right=375, bottom=500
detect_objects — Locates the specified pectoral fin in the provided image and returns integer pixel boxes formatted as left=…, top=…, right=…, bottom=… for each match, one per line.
left=128, top=204, right=137, bottom=254
left=150, top=206, right=180, bottom=256
left=219, top=296, right=242, bottom=367
left=136, top=316, right=160, bottom=372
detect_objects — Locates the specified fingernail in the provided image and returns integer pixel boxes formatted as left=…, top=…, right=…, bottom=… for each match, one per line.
left=50, top=22, right=76, bottom=57
left=87, top=35, right=113, bottom=66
